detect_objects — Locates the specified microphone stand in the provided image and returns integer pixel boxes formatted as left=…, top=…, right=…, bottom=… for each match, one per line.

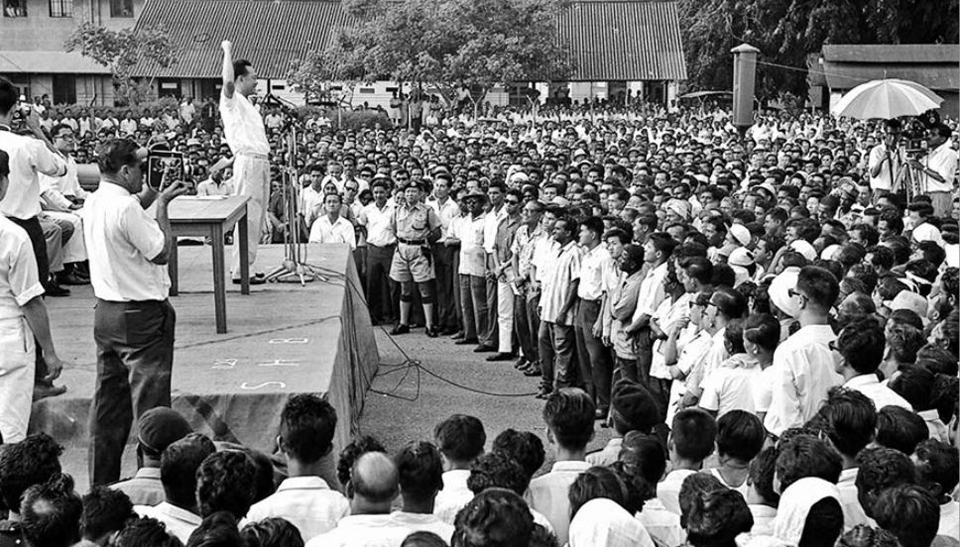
left=263, top=96, right=325, bottom=285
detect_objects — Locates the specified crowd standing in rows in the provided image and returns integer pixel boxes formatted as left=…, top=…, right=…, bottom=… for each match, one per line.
left=0, top=50, right=959, bottom=547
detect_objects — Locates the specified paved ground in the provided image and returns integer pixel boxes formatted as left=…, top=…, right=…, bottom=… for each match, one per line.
left=359, top=327, right=614, bottom=474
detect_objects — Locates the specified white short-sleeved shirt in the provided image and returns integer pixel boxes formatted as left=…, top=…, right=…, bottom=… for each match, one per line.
left=219, top=91, right=270, bottom=156
left=309, top=215, right=357, bottom=249
left=458, top=214, right=487, bottom=277
left=0, top=129, right=67, bottom=219
left=922, top=141, right=959, bottom=193
left=0, top=216, right=44, bottom=319
left=699, top=355, right=761, bottom=417
left=631, top=261, right=668, bottom=321
left=82, top=182, right=169, bottom=302
left=577, top=244, right=615, bottom=301
left=245, top=476, right=349, bottom=541
left=540, top=241, right=584, bottom=324
left=360, top=202, right=397, bottom=247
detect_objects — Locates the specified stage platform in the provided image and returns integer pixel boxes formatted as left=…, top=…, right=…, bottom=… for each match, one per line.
left=32, top=244, right=379, bottom=489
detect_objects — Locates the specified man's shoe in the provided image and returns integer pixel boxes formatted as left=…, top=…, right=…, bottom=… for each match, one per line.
left=390, top=324, right=411, bottom=335
left=513, top=358, right=528, bottom=370
left=473, top=345, right=497, bottom=353
left=454, top=338, right=478, bottom=345
left=44, top=283, right=70, bottom=297
left=425, top=326, right=440, bottom=338
left=57, top=272, right=89, bottom=286
left=485, top=352, right=515, bottom=362
left=440, top=326, right=460, bottom=336
left=33, top=383, right=67, bottom=402
left=233, top=276, right=266, bottom=285
left=450, top=331, right=465, bottom=340
left=523, top=367, right=542, bottom=377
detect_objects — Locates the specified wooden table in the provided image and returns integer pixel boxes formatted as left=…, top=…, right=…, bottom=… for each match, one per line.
left=167, top=196, right=251, bottom=333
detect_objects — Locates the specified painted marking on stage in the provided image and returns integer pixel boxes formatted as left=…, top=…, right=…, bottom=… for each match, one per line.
left=212, top=358, right=238, bottom=370
left=240, top=381, right=287, bottom=390
left=268, top=338, right=309, bottom=344
left=257, top=359, right=301, bottom=368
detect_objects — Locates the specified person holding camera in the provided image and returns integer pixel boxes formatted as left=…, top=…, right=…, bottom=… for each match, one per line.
left=907, top=123, right=958, bottom=217
left=82, top=138, right=189, bottom=487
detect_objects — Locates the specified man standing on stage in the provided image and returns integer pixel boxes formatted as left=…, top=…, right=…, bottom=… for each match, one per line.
left=220, top=40, right=269, bottom=285
left=84, top=138, right=188, bottom=486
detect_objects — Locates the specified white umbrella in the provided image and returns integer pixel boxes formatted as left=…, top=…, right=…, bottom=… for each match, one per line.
left=831, top=78, right=943, bottom=120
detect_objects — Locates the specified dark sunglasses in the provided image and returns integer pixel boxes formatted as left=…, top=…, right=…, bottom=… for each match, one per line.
left=505, top=199, right=520, bottom=205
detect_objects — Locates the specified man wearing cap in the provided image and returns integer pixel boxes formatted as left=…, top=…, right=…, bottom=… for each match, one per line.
left=84, top=138, right=189, bottom=486
left=389, top=181, right=441, bottom=336
left=111, top=407, right=193, bottom=506
left=220, top=40, right=270, bottom=285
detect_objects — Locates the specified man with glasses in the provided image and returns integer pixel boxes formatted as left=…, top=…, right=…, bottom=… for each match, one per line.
left=39, top=124, right=89, bottom=289
left=764, top=266, right=842, bottom=436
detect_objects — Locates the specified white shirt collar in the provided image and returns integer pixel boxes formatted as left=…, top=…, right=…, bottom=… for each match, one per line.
left=276, top=476, right=332, bottom=492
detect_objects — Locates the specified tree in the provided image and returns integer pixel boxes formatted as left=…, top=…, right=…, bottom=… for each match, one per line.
left=288, top=0, right=573, bottom=116
left=65, top=23, right=178, bottom=106
left=680, top=0, right=959, bottom=104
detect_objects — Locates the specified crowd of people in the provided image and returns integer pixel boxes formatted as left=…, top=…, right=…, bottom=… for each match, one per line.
left=0, top=46, right=959, bottom=547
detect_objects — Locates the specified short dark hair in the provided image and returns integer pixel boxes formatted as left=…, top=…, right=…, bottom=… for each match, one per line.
left=670, top=409, right=717, bottom=463
left=434, top=414, right=486, bottom=463
left=394, top=441, right=444, bottom=502
left=619, top=432, right=667, bottom=492
left=568, top=466, right=627, bottom=519
left=914, top=439, right=960, bottom=501
left=403, top=531, right=448, bottom=547
left=491, top=429, right=544, bottom=480
left=889, top=365, right=935, bottom=410
left=0, top=77, right=17, bottom=116
left=186, top=511, right=242, bottom=547
left=855, top=447, right=916, bottom=518
left=712, top=287, right=747, bottom=321
left=280, top=394, right=338, bottom=464
left=775, top=434, right=842, bottom=491
left=233, top=59, right=253, bottom=80
left=872, top=485, right=939, bottom=547
left=648, top=232, right=678, bottom=258
left=0, top=149, right=9, bottom=180
left=685, top=487, right=754, bottom=547
left=678, top=473, right=727, bottom=529
left=875, top=406, right=928, bottom=455
left=837, top=525, right=900, bottom=547
left=542, top=388, right=595, bottom=450
left=112, top=517, right=183, bottom=547
left=817, top=387, right=876, bottom=458
left=96, top=138, right=141, bottom=175
left=160, top=433, right=216, bottom=509
left=467, top=451, right=529, bottom=496
left=850, top=223, right=879, bottom=247
left=80, top=486, right=133, bottom=541
left=717, top=410, right=764, bottom=463
left=337, top=435, right=386, bottom=488
left=836, top=318, right=885, bottom=374
left=748, top=447, right=779, bottom=505
left=240, top=517, right=305, bottom=547
left=581, top=216, right=604, bottom=240
left=452, top=488, right=534, bottom=547
left=680, top=256, right=713, bottom=285
left=20, top=474, right=83, bottom=547
left=796, top=266, right=840, bottom=309
left=196, top=451, right=258, bottom=519
left=743, top=313, right=780, bottom=353
left=799, top=497, right=844, bottom=547
left=0, top=433, right=63, bottom=510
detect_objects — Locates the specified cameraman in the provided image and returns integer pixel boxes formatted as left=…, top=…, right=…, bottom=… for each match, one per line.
left=83, top=138, right=188, bottom=487
left=907, top=123, right=958, bottom=217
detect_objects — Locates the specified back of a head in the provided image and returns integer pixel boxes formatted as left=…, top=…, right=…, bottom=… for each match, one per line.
left=403, top=531, right=449, bottom=547
left=394, top=441, right=444, bottom=503
left=80, top=486, right=133, bottom=542
left=913, top=439, right=960, bottom=502
left=543, top=389, right=596, bottom=451
left=280, top=394, right=337, bottom=464
left=837, top=317, right=885, bottom=375
left=0, top=77, right=17, bottom=116
left=20, top=473, right=82, bottom=547
left=113, top=516, right=184, bottom=547
left=855, top=447, right=917, bottom=518
left=434, top=414, right=486, bottom=464
left=186, top=511, right=242, bottom=547
left=491, top=429, right=545, bottom=480
left=96, top=138, right=142, bottom=177
left=453, top=488, right=534, bottom=547
left=195, top=451, right=257, bottom=519
left=797, top=265, right=840, bottom=310
left=161, top=433, right=216, bottom=510
left=350, top=451, right=400, bottom=506
left=679, top=473, right=726, bottom=529
left=240, top=517, right=305, bottom=547
left=337, top=435, right=386, bottom=487
left=685, top=488, right=754, bottom=547
left=619, top=432, right=667, bottom=489
left=875, top=406, right=928, bottom=455
left=747, top=447, right=780, bottom=506
left=890, top=365, right=935, bottom=411
left=670, top=408, right=717, bottom=463
left=716, top=410, right=764, bottom=463
left=798, top=497, right=844, bottom=547
left=775, top=434, right=842, bottom=492
left=567, top=466, right=627, bottom=519
left=872, top=484, right=940, bottom=547
left=0, top=433, right=63, bottom=512
left=837, top=525, right=901, bottom=547
left=819, top=387, right=876, bottom=458
left=467, top=451, right=528, bottom=496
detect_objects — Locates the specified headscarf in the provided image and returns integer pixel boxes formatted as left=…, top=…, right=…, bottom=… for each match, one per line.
left=772, top=477, right=841, bottom=546
left=568, top=498, right=654, bottom=547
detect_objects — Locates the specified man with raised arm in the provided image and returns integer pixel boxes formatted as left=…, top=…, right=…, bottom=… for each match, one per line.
left=220, top=40, right=270, bottom=285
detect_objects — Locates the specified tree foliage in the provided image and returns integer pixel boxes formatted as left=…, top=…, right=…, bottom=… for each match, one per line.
left=288, top=0, right=574, bottom=109
left=65, top=23, right=178, bottom=106
left=680, top=0, right=959, bottom=103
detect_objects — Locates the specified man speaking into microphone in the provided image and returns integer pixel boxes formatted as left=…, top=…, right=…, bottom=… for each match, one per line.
left=220, top=40, right=270, bottom=284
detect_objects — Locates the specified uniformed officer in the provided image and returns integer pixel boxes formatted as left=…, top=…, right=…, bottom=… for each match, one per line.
left=389, top=181, right=441, bottom=337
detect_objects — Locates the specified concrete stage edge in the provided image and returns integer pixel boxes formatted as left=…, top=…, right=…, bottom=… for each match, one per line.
left=33, top=244, right=378, bottom=488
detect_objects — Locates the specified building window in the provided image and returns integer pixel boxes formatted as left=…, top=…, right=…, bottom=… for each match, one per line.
left=49, top=0, right=73, bottom=17
left=110, top=0, right=133, bottom=18
left=3, top=0, right=27, bottom=17
left=52, top=75, right=77, bottom=105
left=158, top=79, right=181, bottom=98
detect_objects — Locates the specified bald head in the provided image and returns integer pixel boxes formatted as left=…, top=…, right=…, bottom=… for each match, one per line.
left=351, top=452, right=399, bottom=507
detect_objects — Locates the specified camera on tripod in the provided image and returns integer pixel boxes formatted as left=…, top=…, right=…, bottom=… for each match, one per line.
left=901, top=109, right=940, bottom=157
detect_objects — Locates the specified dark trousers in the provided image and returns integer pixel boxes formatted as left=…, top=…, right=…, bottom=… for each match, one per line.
left=648, top=377, right=672, bottom=419
left=576, top=299, right=613, bottom=413
left=9, top=216, right=51, bottom=382
left=451, top=251, right=463, bottom=330
left=458, top=274, right=477, bottom=340
left=470, top=275, right=489, bottom=344
left=515, top=290, right=538, bottom=365
left=89, top=299, right=176, bottom=487
left=634, top=327, right=654, bottom=391
left=365, top=244, right=397, bottom=323
left=552, top=322, right=578, bottom=388
left=433, top=244, right=458, bottom=329
left=483, top=270, right=498, bottom=347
